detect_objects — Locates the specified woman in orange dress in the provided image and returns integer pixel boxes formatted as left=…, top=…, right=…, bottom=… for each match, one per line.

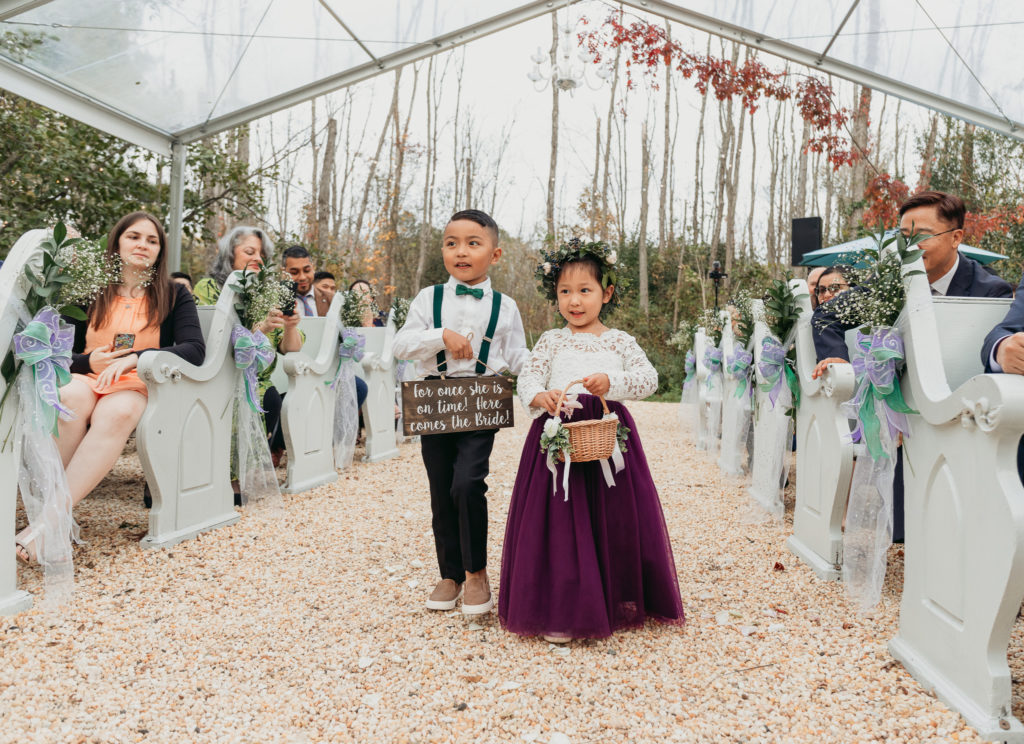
left=15, top=212, right=205, bottom=562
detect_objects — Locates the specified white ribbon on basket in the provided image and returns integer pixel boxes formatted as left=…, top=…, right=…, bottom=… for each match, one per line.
left=545, top=392, right=626, bottom=501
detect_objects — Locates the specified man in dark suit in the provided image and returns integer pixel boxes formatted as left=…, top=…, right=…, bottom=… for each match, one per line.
left=812, top=191, right=1013, bottom=542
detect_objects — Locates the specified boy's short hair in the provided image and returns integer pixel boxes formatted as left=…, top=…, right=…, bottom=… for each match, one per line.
left=449, top=209, right=499, bottom=244
left=314, top=270, right=335, bottom=282
left=170, top=271, right=192, bottom=283
left=283, top=244, right=311, bottom=260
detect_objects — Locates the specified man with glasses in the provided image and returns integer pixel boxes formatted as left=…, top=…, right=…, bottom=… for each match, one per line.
left=813, top=191, right=1011, bottom=542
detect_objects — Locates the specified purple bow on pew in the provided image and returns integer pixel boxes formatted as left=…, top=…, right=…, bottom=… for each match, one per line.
left=231, top=325, right=275, bottom=413
left=13, top=307, right=74, bottom=434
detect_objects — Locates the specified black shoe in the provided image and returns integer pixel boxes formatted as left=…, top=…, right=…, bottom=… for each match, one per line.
left=233, top=489, right=243, bottom=507
left=143, top=483, right=152, bottom=509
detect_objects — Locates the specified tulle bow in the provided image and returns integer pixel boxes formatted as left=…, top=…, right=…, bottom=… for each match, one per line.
left=703, top=347, right=722, bottom=389
left=231, top=326, right=274, bottom=413
left=683, top=350, right=696, bottom=388
left=329, top=329, right=365, bottom=389
left=726, top=343, right=753, bottom=399
left=758, top=337, right=799, bottom=410
left=842, top=327, right=916, bottom=461
left=13, top=307, right=74, bottom=434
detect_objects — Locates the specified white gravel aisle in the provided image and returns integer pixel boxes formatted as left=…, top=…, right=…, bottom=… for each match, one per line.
left=1, top=401, right=1003, bottom=743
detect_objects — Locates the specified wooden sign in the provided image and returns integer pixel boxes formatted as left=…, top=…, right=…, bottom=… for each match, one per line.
left=401, top=377, right=515, bottom=436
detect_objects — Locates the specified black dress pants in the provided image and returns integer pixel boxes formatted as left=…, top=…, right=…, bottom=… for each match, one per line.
left=421, top=428, right=496, bottom=581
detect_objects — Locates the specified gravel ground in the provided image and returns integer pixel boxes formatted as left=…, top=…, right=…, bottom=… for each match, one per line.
left=0, top=401, right=1005, bottom=743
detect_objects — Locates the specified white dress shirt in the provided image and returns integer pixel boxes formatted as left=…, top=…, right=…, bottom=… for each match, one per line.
left=930, top=254, right=959, bottom=296
left=295, top=289, right=317, bottom=317
left=392, top=277, right=530, bottom=378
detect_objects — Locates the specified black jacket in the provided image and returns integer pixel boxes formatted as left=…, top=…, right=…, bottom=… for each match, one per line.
left=66, top=282, right=205, bottom=374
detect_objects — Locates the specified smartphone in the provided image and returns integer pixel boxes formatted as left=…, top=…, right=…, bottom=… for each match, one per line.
left=281, top=280, right=299, bottom=316
left=112, top=333, right=135, bottom=352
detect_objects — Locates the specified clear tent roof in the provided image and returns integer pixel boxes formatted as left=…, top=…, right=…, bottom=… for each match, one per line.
left=1, top=0, right=1021, bottom=154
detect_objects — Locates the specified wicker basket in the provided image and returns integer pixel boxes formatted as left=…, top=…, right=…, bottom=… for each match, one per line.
left=555, top=379, right=618, bottom=463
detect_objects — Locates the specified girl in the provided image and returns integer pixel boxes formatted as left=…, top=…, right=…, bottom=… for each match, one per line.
left=499, top=239, right=684, bottom=642
left=16, top=211, right=205, bottom=561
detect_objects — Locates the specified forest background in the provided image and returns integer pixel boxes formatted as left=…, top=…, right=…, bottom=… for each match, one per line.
left=4, top=5, right=1024, bottom=394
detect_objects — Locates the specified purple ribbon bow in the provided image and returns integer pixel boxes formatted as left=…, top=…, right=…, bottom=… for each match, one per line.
left=758, top=337, right=788, bottom=408
left=727, top=343, right=753, bottom=398
left=231, top=325, right=275, bottom=413
left=13, top=307, right=74, bottom=434
left=703, top=347, right=723, bottom=389
left=842, top=328, right=916, bottom=460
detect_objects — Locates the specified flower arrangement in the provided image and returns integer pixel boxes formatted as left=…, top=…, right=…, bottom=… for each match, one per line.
left=695, top=306, right=724, bottom=347
left=2, top=223, right=115, bottom=389
left=389, top=297, right=411, bottom=330
left=227, top=263, right=295, bottom=330
left=535, top=237, right=620, bottom=315
left=763, top=279, right=806, bottom=342
left=667, top=319, right=696, bottom=353
left=818, top=229, right=925, bottom=333
left=338, top=289, right=376, bottom=328
left=727, top=289, right=756, bottom=346
left=540, top=417, right=572, bottom=460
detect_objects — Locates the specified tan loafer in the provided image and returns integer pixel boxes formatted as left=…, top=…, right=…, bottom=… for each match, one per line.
left=426, top=579, right=463, bottom=611
left=462, top=574, right=493, bottom=616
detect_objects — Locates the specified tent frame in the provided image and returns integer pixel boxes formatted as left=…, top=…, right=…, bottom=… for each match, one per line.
left=2, top=0, right=1022, bottom=268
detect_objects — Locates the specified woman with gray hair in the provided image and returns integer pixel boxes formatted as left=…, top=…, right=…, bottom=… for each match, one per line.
left=191, top=225, right=301, bottom=501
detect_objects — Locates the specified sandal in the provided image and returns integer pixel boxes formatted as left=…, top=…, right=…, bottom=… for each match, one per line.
left=14, top=524, right=41, bottom=564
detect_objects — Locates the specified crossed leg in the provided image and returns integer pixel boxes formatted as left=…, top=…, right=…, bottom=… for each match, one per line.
left=16, top=380, right=146, bottom=561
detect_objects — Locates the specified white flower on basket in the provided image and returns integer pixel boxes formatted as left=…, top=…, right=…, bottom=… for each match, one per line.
left=543, top=418, right=561, bottom=439
left=542, top=262, right=552, bottom=275
left=607, top=250, right=617, bottom=265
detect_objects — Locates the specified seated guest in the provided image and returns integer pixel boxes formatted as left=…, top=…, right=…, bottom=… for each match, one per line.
left=348, top=279, right=387, bottom=327
left=283, top=245, right=318, bottom=316
left=193, top=226, right=302, bottom=477
left=808, top=266, right=827, bottom=310
left=16, top=212, right=205, bottom=562
left=170, top=271, right=193, bottom=292
left=812, top=191, right=1012, bottom=542
left=813, top=264, right=853, bottom=307
left=313, top=270, right=337, bottom=316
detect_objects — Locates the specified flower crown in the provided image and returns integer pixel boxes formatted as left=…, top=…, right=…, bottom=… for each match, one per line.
left=534, top=237, right=620, bottom=315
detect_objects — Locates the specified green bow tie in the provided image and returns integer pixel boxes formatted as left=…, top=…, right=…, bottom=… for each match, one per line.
left=455, top=284, right=484, bottom=300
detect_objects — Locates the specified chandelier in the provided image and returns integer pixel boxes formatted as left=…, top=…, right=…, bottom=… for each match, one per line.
left=527, top=2, right=612, bottom=94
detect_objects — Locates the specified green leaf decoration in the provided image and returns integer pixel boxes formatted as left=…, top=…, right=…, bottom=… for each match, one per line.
left=59, top=305, right=88, bottom=321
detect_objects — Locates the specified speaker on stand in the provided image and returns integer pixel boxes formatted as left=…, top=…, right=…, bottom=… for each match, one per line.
left=791, top=217, right=823, bottom=267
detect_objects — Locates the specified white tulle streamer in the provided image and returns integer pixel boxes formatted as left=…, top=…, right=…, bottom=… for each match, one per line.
left=841, top=397, right=896, bottom=610
left=233, top=378, right=282, bottom=509
left=718, top=387, right=752, bottom=476
left=745, top=384, right=792, bottom=522
left=702, top=372, right=723, bottom=459
left=332, top=363, right=359, bottom=469
left=13, top=368, right=77, bottom=607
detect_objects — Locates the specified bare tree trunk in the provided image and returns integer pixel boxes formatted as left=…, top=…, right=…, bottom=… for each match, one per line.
left=747, top=112, right=757, bottom=259
left=724, top=91, right=745, bottom=274
left=893, top=99, right=903, bottom=178
left=918, top=112, right=939, bottom=191
left=766, top=100, right=782, bottom=265
left=672, top=197, right=687, bottom=328
left=316, top=117, right=337, bottom=255
left=691, top=44, right=709, bottom=247
left=600, top=44, right=622, bottom=242
left=658, top=21, right=672, bottom=251
left=707, top=44, right=736, bottom=266
left=846, top=84, right=872, bottom=232
left=352, top=69, right=401, bottom=254
left=591, top=116, right=601, bottom=239
left=309, top=99, right=318, bottom=239
left=960, top=122, right=976, bottom=206
left=546, top=12, right=560, bottom=241
left=415, top=58, right=437, bottom=290
left=385, top=65, right=419, bottom=298
left=638, top=119, right=652, bottom=313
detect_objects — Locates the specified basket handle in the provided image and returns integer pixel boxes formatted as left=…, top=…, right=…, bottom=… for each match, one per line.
left=554, top=379, right=611, bottom=418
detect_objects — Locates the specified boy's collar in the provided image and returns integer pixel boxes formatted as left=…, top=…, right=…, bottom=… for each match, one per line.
left=447, top=276, right=492, bottom=294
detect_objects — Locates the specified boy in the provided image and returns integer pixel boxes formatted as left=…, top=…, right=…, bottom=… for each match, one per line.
left=393, top=209, right=529, bottom=615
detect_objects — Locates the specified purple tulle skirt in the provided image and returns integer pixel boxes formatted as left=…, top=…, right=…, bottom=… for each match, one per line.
left=498, top=395, right=685, bottom=638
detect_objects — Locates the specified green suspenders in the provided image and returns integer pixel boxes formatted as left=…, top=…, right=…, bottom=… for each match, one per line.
left=432, top=284, right=502, bottom=376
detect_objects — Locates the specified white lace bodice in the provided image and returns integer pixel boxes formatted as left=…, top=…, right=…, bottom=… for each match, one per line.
left=517, top=327, right=658, bottom=417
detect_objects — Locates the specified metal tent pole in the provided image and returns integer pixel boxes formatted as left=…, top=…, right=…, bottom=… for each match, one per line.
left=167, top=141, right=186, bottom=273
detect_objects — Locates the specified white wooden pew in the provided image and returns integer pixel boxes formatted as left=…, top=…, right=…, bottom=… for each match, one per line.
left=787, top=278, right=855, bottom=581
left=694, top=327, right=710, bottom=451
left=279, top=294, right=343, bottom=493
left=0, top=230, right=48, bottom=615
left=888, top=263, right=1024, bottom=741
left=136, top=283, right=241, bottom=549
left=748, top=301, right=791, bottom=520
left=359, top=317, right=399, bottom=463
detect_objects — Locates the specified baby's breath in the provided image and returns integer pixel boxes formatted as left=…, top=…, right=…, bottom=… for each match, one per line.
left=228, top=264, right=294, bottom=329
left=57, top=239, right=117, bottom=308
